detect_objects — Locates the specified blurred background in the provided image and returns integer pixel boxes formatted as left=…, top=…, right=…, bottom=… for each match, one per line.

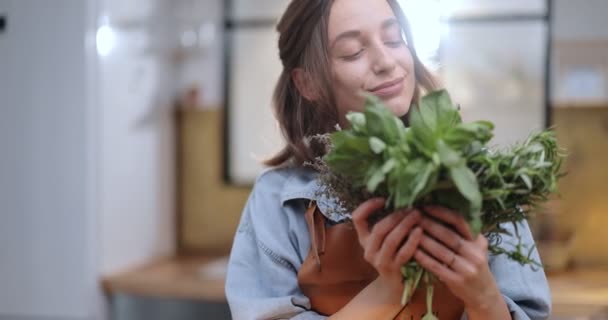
left=0, top=0, right=607, bottom=319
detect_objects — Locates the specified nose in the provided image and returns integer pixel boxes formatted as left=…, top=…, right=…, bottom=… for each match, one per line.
left=371, top=42, right=397, bottom=75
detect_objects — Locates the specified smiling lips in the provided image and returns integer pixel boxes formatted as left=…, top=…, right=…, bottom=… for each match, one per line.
left=369, top=76, right=405, bottom=99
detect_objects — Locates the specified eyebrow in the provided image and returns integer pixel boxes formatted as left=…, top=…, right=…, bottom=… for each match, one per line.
left=331, top=30, right=361, bottom=49
left=331, top=18, right=400, bottom=49
left=381, top=18, right=400, bottom=30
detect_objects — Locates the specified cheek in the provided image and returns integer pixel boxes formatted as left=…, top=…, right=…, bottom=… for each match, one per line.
left=398, top=48, right=417, bottom=99
left=332, top=62, right=369, bottom=114
left=397, top=47, right=415, bottom=76
left=333, top=61, right=368, bottom=92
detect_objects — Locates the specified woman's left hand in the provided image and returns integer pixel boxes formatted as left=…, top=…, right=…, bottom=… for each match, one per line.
left=413, top=206, right=510, bottom=319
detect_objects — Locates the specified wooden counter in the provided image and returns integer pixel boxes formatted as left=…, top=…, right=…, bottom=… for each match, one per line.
left=549, top=268, right=608, bottom=317
left=102, top=256, right=227, bottom=302
left=102, top=256, right=608, bottom=317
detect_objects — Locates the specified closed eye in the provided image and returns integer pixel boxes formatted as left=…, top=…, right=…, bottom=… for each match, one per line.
left=385, top=39, right=405, bottom=48
left=342, top=49, right=364, bottom=61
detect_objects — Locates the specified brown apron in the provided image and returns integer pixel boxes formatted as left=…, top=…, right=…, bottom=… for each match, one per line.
left=297, top=202, right=465, bottom=319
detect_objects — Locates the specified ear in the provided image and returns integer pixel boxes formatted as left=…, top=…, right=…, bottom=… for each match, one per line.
left=291, top=68, right=318, bottom=101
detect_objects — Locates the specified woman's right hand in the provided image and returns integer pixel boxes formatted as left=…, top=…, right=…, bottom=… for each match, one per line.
left=352, top=198, right=423, bottom=298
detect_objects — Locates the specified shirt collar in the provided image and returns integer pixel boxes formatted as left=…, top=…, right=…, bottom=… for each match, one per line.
left=278, top=166, right=349, bottom=222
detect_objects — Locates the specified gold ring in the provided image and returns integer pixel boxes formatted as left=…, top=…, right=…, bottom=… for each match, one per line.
left=448, top=253, right=457, bottom=268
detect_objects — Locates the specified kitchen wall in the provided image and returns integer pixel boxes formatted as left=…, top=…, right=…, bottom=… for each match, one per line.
left=0, top=0, right=177, bottom=319
left=0, top=0, right=94, bottom=318
left=96, top=0, right=176, bottom=277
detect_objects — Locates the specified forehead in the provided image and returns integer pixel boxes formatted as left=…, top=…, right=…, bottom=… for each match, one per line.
left=328, top=0, right=398, bottom=38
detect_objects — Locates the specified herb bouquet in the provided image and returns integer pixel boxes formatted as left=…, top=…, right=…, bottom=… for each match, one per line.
left=309, top=90, right=565, bottom=319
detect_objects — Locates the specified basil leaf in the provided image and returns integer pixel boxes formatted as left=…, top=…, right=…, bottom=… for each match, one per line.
left=369, top=137, right=387, bottom=154
left=331, top=131, right=371, bottom=155
left=408, top=104, right=436, bottom=156
left=437, top=139, right=463, bottom=168
left=346, top=112, right=367, bottom=133
left=367, top=168, right=386, bottom=192
left=389, top=159, right=435, bottom=208
left=444, top=121, right=494, bottom=148
left=419, top=90, right=462, bottom=134
left=381, top=158, right=397, bottom=174
left=449, top=164, right=482, bottom=209
left=363, top=95, right=401, bottom=144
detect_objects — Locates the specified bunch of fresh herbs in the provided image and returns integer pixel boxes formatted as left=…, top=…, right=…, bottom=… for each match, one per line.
left=309, top=90, right=565, bottom=319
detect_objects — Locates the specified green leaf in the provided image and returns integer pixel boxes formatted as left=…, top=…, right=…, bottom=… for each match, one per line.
left=464, top=140, right=485, bottom=157
left=449, top=164, right=482, bottom=212
left=330, top=131, right=371, bottom=155
left=363, top=95, right=402, bottom=144
left=324, top=153, right=374, bottom=181
left=367, top=168, right=386, bottom=192
left=411, top=163, right=435, bottom=199
left=520, top=173, right=533, bottom=190
left=419, top=90, right=462, bottom=132
left=469, top=218, right=482, bottom=236
left=444, top=121, right=494, bottom=148
left=346, top=112, right=366, bottom=133
left=408, top=104, right=437, bottom=156
left=407, top=90, right=464, bottom=157
left=388, top=159, right=436, bottom=208
left=418, top=101, right=439, bottom=133
left=433, top=189, right=470, bottom=216
left=419, top=168, right=440, bottom=197
left=381, top=158, right=397, bottom=174
left=369, top=137, right=387, bottom=154
left=437, top=139, right=463, bottom=168
left=393, top=117, right=407, bottom=140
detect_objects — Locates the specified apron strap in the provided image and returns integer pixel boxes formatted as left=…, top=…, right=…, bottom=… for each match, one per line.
left=304, top=201, right=326, bottom=271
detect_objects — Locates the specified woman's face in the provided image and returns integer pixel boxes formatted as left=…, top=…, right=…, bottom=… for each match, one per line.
left=328, top=0, right=416, bottom=122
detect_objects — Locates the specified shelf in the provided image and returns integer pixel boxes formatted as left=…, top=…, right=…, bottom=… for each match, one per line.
left=553, top=101, right=608, bottom=109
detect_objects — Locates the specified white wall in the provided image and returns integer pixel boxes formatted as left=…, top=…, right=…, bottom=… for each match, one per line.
left=0, top=0, right=177, bottom=319
left=173, top=0, right=224, bottom=107
left=553, top=0, right=608, bottom=41
left=97, top=0, right=176, bottom=276
left=0, top=0, right=93, bottom=318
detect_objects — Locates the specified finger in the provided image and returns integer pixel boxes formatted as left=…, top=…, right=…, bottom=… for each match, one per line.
left=419, top=234, right=457, bottom=266
left=456, top=234, right=489, bottom=267
left=378, top=210, right=422, bottom=263
left=395, top=227, right=423, bottom=265
left=420, top=228, right=489, bottom=276
left=367, top=210, right=408, bottom=254
left=423, top=206, right=473, bottom=240
left=352, top=198, right=385, bottom=240
left=414, top=249, right=460, bottom=284
left=418, top=234, right=476, bottom=276
left=420, top=217, right=465, bottom=253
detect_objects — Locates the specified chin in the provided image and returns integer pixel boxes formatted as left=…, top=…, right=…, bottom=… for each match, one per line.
left=382, top=95, right=412, bottom=117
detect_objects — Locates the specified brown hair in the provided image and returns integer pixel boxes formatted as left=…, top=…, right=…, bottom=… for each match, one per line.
left=265, top=0, right=438, bottom=167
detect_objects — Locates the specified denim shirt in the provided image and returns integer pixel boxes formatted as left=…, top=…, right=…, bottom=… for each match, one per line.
left=225, top=166, right=552, bottom=320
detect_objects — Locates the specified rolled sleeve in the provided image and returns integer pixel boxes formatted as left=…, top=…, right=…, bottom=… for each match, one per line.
left=489, top=221, right=552, bottom=320
left=225, top=172, right=327, bottom=320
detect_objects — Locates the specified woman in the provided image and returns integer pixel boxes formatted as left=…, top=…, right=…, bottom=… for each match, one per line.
left=225, top=0, right=551, bottom=319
